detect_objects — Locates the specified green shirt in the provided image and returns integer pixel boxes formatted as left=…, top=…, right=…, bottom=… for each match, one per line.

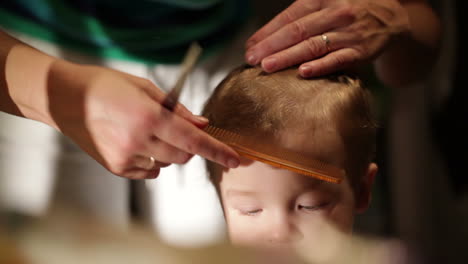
left=0, top=0, right=250, bottom=64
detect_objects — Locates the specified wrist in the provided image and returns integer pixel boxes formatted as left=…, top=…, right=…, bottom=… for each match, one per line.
left=46, top=59, right=93, bottom=131
left=4, top=43, right=60, bottom=127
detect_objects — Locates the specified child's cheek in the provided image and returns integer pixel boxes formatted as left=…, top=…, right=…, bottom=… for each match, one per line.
left=225, top=209, right=260, bottom=245
left=326, top=198, right=356, bottom=233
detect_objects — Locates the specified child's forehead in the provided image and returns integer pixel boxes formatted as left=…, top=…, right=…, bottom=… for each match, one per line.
left=221, top=160, right=338, bottom=197
left=276, top=126, right=346, bottom=168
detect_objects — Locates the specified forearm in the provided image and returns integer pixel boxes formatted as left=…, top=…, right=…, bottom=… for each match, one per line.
left=375, top=0, right=441, bottom=88
left=0, top=30, right=65, bottom=128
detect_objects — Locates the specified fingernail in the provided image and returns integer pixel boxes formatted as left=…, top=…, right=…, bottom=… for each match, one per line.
left=300, top=65, right=312, bottom=76
left=227, top=158, right=240, bottom=168
left=247, top=53, right=258, bottom=65
left=194, top=115, right=209, bottom=124
left=262, top=57, right=277, bottom=72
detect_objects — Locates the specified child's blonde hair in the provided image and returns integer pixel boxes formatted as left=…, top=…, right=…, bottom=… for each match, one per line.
left=202, top=65, right=376, bottom=192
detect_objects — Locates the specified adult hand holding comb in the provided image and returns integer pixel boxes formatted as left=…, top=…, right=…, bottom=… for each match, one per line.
left=137, top=42, right=241, bottom=177
left=118, top=43, right=240, bottom=179
left=37, top=38, right=239, bottom=180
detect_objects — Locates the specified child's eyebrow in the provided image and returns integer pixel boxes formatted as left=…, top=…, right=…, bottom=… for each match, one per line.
left=302, top=178, right=324, bottom=188
left=226, top=189, right=258, bottom=198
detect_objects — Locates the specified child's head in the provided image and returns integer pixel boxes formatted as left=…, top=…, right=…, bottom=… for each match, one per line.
left=202, top=65, right=377, bottom=248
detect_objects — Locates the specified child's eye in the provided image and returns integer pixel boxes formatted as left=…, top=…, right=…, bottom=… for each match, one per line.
left=240, top=209, right=263, bottom=216
left=297, top=202, right=329, bottom=212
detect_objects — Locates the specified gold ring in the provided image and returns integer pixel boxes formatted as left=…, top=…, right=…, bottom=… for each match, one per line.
left=321, top=34, right=331, bottom=52
left=149, top=156, right=156, bottom=170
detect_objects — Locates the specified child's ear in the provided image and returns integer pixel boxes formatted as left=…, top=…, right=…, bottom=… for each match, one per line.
left=355, top=163, right=378, bottom=213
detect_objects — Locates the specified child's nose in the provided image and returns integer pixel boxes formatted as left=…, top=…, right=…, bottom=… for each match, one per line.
left=269, top=228, right=291, bottom=244
left=266, top=214, right=299, bottom=244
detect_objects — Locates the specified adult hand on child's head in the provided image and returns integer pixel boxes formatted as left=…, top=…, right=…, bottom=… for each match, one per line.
left=47, top=61, right=239, bottom=179
left=245, top=0, right=410, bottom=77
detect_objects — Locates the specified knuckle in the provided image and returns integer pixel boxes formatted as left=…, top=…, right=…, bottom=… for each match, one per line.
left=305, top=38, right=322, bottom=56
left=356, top=20, right=372, bottom=33
left=355, top=48, right=366, bottom=59
left=213, top=148, right=224, bottom=165
left=176, top=152, right=192, bottom=164
left=173, top=103, right=186, bottom=115
left=290, top=21, right=308, bottom=42
left=135, top=110, right=156, bottom=130
left=281, top=9, right=296, bottom=25
left=352, top=48, right=366, bottom=61
left=140, top=79, right=154, bottom=89
left=152, top=105, right=170, bottom=131
left=331, top=55, right=348, bottom=69
left=299, top=0, right=316, bottom=11
left=336, top=4, right=360, bottom=21
left=351, top=30, right=365, bottom=42
left=184, top=135, right=203, bottom=154
left=149, top=135, right=159, bottom=143
left=109, top=158, right=128, bottom=176
left=151, top=115, right=163, bottom=133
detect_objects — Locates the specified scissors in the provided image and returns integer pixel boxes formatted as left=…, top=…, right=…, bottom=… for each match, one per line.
left=161, top=42, right=203, bottom=111
left=145, top=42, right=202, bottom=190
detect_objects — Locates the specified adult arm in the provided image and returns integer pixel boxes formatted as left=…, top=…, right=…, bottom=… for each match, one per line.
left=0, top=30, right=239, bottom=179
left=374, top=0, right=441, bottom=87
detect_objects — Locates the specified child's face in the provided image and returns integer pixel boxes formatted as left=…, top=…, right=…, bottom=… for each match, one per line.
left=217, top=129, right=376, bottom=248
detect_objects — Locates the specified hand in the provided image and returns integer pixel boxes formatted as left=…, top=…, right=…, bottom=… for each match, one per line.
left=46, top=61, right=240, bottom=179
left=245, top=0, right=410, bottom=77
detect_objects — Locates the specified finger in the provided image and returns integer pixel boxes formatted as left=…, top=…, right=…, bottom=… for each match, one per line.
left=246, top=7, right=355, bottom=66
left=173, top=104, right=209, bottom=128
left=132, top=154, right=170, bottom=170
left=143, top=136, right=194, bottom=164
left=261, top=32, right=355, bottom=73
left=245, top=0, right=321, bottom=49
left=128, top=75, right=209, bottom=127
left=120, top=72, right=166, bottom=101
left=298, top=48, right=361, bottom=78
left=123, top=168, right=161, bottom=180
left=126, top=75, right=167, bottom=105
left=152, top=105, right=240, bottom=168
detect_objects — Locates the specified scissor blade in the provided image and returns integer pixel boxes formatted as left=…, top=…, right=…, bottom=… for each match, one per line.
left=161, top=42, right=202, bottom=111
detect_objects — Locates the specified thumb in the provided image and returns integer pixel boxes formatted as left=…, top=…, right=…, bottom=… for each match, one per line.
left=126, top=74, right=209, bottom=128
left=173, top=103, right=210, bottom=128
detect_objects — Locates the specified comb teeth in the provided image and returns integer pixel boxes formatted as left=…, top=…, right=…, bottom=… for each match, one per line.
left=204, top=125, right=344, bottom=184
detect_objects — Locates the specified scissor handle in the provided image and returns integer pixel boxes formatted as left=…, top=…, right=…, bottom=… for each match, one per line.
left=161, top=42, right=202, bottom=111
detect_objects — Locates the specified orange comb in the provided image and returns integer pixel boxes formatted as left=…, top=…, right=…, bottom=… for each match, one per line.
left=204, top=125, right=345, bottom=184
